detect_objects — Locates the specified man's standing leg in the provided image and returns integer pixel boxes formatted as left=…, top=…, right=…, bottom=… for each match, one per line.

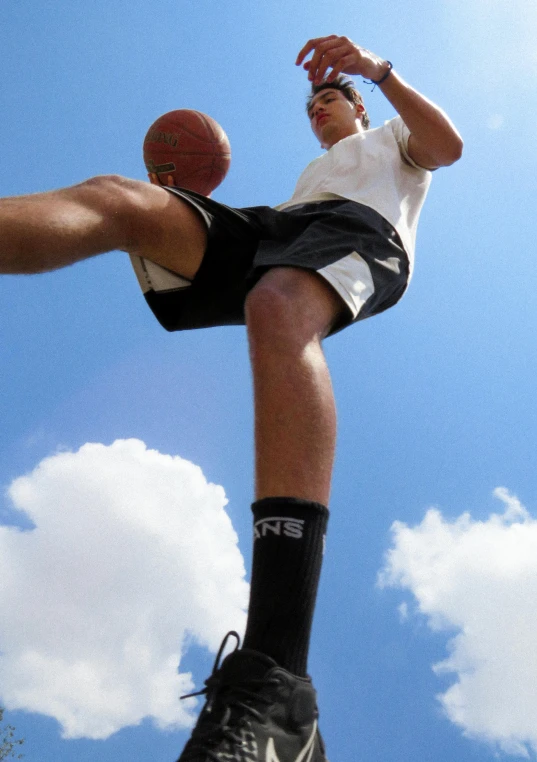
left=247, top=266, right=339, bottom=505
left=176, top=266, right=339, bottom=762
left=242, top=266, right=342, bottom=675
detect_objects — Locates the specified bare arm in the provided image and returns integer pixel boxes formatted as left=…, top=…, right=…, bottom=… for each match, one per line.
left=296, top=35, right=463, bottom=170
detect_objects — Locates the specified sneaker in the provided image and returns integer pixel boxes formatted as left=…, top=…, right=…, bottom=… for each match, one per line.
left=177, top=631, right=328, bottom=762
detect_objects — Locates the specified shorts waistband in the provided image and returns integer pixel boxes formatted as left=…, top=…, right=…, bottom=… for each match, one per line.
left=279, top=200, right=345, bottom=213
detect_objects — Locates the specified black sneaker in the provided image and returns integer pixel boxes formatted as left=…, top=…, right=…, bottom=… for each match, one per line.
left=177, top=631, right=328, bottom=762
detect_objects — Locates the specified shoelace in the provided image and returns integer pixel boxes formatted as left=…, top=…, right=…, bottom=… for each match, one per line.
left=178, top=632, right=280, bottom=761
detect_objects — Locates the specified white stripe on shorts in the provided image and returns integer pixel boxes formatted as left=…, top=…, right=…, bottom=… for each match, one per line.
left=129, top=254, right=191, bottom=294
left=317, top=251, right=375, bottom=320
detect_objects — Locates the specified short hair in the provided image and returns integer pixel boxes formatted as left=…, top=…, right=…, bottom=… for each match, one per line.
left=306, top=75, right=370, bottom=130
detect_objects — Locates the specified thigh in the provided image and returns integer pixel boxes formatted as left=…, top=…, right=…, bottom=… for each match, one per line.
left=251, top=200, right=409, bottom=336
left=131, top=189, right=268, bottom=332
left=125, top=183, right=208, bottom=281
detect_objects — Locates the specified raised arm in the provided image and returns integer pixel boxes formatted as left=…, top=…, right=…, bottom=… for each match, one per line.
left=296, top=35, right=463, bottom=170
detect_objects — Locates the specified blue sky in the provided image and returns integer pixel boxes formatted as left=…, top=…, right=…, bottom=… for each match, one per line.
left=1, top=1, right=537, bottom=760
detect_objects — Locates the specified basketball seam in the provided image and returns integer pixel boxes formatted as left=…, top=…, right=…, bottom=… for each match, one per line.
left=197, top=111, right=221, bottom=146
left=144, top=150, right=230, bottom=156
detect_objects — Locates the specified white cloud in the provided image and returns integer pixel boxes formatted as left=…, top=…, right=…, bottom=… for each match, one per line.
left=378, top=488, right=537, bottom=757
left=0, top=439, right=249, bottom=740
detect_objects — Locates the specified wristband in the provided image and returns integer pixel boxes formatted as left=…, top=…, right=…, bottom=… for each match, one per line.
left=363, top=61, right=393, bottom=91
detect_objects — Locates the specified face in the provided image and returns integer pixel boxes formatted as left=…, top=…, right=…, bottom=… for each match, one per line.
left=307, top=88, right=364, bottom=149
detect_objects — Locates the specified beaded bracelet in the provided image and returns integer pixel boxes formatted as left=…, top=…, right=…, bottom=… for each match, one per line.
left=363, top=61, right=393, bottom=91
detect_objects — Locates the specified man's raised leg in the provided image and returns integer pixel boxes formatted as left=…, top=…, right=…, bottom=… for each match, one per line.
left=0, top=175, right=207, bottom=278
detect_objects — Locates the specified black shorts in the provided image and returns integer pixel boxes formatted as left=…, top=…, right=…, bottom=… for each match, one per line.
left=129, top=187, right=410, bottom=336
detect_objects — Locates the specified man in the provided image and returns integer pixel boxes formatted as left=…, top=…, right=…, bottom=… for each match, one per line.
left=1, top=35, right=462, bottom=761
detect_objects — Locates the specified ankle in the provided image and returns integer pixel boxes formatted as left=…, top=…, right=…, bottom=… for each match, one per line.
left=243, top=496, right=329, bottom=676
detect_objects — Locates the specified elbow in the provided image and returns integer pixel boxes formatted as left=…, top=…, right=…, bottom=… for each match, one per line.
left=441, top=134, right=464, bottom=167
left=420, top=133, right=464, bottom=170
left=449, top=135, right=464, bottom=164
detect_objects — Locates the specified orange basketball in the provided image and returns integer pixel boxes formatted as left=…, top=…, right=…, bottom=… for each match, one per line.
left=143, top=109, right=231, bottom=196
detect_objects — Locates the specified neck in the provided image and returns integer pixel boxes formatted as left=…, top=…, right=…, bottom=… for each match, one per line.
left=322, top=120, right=363, bottom=150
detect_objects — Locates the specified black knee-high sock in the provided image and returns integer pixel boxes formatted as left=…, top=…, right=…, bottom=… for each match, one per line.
left=242, top=496, right=329, bottom=676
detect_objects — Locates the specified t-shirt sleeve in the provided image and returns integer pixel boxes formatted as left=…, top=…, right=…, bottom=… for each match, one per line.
left=386, top=115, right=429, bottom=171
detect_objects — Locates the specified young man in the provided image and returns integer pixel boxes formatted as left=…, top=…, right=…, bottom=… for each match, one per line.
left=1, top=36, right=462, bottom=761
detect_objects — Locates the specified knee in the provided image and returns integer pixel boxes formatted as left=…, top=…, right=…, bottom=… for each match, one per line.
left=245, top=270, right=337, bottom=353
left=78, top=173, right=143, bottom=200
left=246, top=278, right=297, bottom=345
left=75, top=174, right=146, bottom=219
left=75, top=174, right=160, bottom=246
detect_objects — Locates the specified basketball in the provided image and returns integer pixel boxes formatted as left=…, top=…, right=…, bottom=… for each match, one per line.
left=143, top=109, right=231, bottom=195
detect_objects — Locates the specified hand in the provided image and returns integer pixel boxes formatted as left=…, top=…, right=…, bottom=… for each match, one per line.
left=296, top=35, right=388, bottom=85
left=148, top=172, right=175, bottom=187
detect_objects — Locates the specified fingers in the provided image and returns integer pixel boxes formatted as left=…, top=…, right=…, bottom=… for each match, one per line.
left=295, top=35, right=337, bottom=66
left=296, top=35, right=360, bottom=84
left=147, top=172, right=176, bottom=188
left=325, top=54, right=357, bottom=83
left=313, top=40, right=354, bottom=83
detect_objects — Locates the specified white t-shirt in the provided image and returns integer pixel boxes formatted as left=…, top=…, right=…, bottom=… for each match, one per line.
left=275, top=116, right=432, bottom=276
